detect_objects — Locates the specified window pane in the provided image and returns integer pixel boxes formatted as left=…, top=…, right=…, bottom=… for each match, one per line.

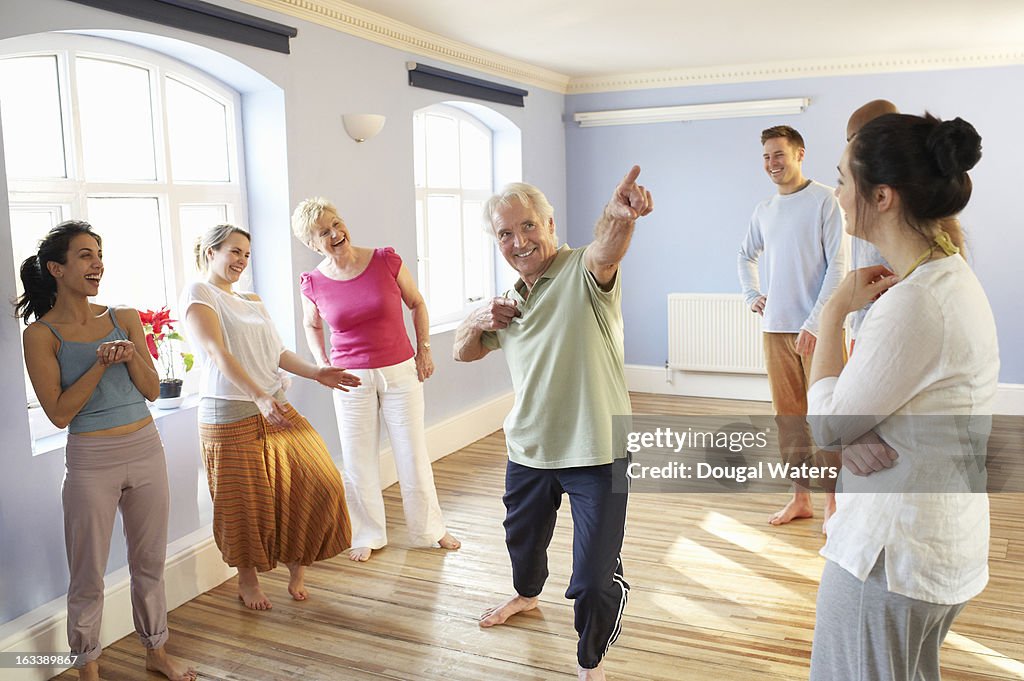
left=460, top=121, right=491, bottom=191
left=415, top=198, right=426, bottom=292
left=166, top=78, right=230, bottom=182
left=425, top=194, right=461, bottom=318
left=462, top=201, right=488, bottom=303
left=179, top=203, right=227, bottom=277
left=9, top=205, right=64, bottom=309
left=10, top=205, right=65, bottom=412
left=425, top=114, right=458, bottom=188
left=76, top=58, right=156, bottom=181
left=0, top=56, right=67, bottom=178
left=86, top=197, right=165, bottom=309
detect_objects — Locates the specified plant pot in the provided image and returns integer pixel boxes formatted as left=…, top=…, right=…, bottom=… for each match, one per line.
left=159, top=379, right=183, bottom=399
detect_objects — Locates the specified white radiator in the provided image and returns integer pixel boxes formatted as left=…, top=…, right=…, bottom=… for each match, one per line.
left=667, top=293, right=766, bottom=374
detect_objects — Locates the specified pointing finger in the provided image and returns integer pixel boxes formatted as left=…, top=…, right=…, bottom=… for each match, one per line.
left=619, top=165, right=641, bottom=188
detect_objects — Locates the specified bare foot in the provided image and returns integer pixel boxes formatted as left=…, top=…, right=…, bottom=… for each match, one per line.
left=237, top=567, right=272, bottom=610
left=145, top=647, right=197, bottom=681
left=79, top=660, right=100, bottom=681
left=479, top=594, right=539, bottom=627
left=349, top=546, right=372, bottom=561
left=286, top=562, right=308, bottom=601
left=578, top=662, right=607, bottom=681
left=438, top=532, right=461, bottom=550
left=768, top=492, right=814, bottom=526
left=822, top=491, right=837, bottom=535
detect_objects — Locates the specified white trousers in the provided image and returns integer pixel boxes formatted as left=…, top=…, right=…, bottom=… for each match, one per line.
left=332, top=358, right=447, bottom=548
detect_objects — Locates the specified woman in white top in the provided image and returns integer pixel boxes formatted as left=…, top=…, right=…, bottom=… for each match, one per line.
left=807, top=113, right=996, bottom=681
left=182, top=225, right=359, bottom=610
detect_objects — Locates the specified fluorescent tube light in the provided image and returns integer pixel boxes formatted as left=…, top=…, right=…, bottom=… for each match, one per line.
left=573, top=97, right=810, bottom=128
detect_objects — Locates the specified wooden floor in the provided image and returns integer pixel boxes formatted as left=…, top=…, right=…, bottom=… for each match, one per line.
left=58, top=394, right=1023, bottom=680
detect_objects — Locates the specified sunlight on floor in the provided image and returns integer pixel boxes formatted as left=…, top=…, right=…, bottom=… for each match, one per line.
left=944, top=631, right=1024, bottom=676
left=698, top=510, right=824, bottom=582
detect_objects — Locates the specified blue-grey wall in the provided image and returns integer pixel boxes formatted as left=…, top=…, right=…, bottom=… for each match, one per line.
left=0, top=0, right=565, bottom=627
left=564, top=68, right=1024, bottom=383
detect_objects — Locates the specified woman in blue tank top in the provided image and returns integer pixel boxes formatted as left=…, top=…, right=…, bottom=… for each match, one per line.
left=16, top=221, right=196, bottom=681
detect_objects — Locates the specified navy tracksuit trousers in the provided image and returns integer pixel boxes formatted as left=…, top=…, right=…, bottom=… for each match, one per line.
left=502, top=457, right=630, bottom=669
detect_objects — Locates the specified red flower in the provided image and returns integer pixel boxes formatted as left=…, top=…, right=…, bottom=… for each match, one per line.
left=140, top=306, right=179, bottom=360
left=145, top=333, right=159, bottom=359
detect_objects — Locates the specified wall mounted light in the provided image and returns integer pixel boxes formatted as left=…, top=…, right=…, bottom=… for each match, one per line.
left=342, top=113, right=386, bottom=142
left=573, top=98, right=810, bottom=127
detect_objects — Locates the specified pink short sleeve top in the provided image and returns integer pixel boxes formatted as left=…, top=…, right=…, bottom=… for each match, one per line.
left=299, top=247, right=415, bottom=369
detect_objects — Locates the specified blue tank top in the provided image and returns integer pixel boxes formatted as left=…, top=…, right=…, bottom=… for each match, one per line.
left=38, top=308, right=151, bottom=434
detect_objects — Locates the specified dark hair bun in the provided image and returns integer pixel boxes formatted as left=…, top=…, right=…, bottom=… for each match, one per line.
left=927, top=117, right=982, bottom=176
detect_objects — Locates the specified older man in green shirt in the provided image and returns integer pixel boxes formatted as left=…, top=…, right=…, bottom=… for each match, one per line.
left=454, top=166, right=653, bottom=681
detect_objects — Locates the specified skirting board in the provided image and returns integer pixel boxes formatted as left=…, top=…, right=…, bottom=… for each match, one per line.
left=625, top=363, right=1024, bottom=415
left=0, top=391, right=514, bottom=681
left=626, top=363, right=772, bottom=402
left=376, top=391, right=514, bottom=488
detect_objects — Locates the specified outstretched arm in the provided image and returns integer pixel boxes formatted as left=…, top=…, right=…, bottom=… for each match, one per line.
left=584, top=165, right=654, bottom=289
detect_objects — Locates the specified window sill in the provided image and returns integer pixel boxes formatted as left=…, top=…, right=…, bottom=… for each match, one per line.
left=31, top=394, right=201, bottom=457
left=428, top=319, right=461, bottom=335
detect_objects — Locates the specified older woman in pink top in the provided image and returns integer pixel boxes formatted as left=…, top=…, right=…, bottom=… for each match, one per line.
left=292, top=198, right=460, bottom=562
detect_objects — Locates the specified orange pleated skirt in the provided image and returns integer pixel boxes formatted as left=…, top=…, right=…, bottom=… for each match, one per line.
left=199, top=403, right=351, bottom=571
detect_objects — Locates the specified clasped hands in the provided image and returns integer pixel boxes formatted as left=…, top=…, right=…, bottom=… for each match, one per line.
left=96, top=339, right=135, bottom=367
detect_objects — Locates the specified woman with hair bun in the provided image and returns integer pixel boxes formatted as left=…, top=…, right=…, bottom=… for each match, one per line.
left=181, top=224, right=359, bottom=610
left=16, top=221, right=195, bottom=681
left=807, top=114, right=996, bottom=680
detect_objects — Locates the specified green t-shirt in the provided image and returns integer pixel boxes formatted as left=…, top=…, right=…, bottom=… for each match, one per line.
left=483, top=245, right=631, bottom=469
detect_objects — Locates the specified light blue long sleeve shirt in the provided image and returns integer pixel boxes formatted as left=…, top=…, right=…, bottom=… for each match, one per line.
left=737, top=180, right=846, bottom=334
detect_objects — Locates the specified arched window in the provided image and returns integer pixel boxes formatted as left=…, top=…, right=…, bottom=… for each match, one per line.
left=0, top=34, right=248, bottom=440
left=413, top=103, right=497, bottom=328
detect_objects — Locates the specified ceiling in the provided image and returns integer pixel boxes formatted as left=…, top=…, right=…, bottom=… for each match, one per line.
left=329, top=0, right=1024, bottom=81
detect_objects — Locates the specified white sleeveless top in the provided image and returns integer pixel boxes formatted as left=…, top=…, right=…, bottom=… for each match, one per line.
left=181, top=281, right=285, bottom=400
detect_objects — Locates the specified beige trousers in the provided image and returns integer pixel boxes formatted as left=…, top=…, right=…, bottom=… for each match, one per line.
left=763, top=332, right=838, bottom=490
left=63, top=421, right=169, bottom=665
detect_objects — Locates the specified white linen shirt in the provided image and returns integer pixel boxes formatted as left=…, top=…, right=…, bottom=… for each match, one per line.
left=808, top=255, right=998, bottom=605
left=737, top=180, right=846, bottom=334
left=181, top=281, right=285, bottom=400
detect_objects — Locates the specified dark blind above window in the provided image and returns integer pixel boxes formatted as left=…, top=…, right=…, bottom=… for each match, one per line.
left=408, top=62, right=527, bottom=108
left=67, top=0, right=298, bottom=54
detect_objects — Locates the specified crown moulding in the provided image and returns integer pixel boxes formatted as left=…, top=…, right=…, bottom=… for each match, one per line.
left=238, top=0, right=571, bottom=92
left=237, top=1, right=1024, bottom=95
left=567, top=48, right=1024, bottom=94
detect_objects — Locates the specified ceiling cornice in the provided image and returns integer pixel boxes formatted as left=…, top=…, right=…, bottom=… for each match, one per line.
left=567, top=48, right=1024, bottom=94
left=238, top=0, right=572, bottom=93
left=238, top=1, right=1024, bottom=96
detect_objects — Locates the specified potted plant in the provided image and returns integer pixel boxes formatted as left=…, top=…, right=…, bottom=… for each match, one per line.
left=139, top=306, right=194, bottom=405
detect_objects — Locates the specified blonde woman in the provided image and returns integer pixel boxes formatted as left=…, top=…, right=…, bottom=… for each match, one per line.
left=181, top=224, right=358, bottom=609
left=292, top=198, right=459, bottom=562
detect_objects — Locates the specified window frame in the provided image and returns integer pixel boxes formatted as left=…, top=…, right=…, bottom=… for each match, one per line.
left=1, top=34, right=248, bottom=443
left=413, top=103, right=496, bottom=330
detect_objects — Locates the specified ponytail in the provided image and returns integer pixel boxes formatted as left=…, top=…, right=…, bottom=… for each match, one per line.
left=12, top=220, right=101, bottom=323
